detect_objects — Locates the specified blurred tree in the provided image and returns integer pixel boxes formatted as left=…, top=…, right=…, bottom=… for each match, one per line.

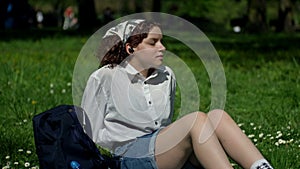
left=76, top=0, right=97, bottom=30
left=134, top=0, right=142, bottom=13
left=245, top=0, right=268, bottom=32
left=165, top=0, right=213, bottom=18
left=160, top=0, right=218, bottom=31
left=152, top=0, right=161, bottom=12
left=160, top=0, right=248, bottom=31
left=0, top=0, right=36, bottom=29
left=276, top=0, right=295, bottom=32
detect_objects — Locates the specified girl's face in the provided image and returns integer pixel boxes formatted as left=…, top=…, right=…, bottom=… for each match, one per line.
left=129, top=26, right=166, bottom=71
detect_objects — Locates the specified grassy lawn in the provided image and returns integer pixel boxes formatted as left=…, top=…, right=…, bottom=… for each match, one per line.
left=0, top=32, right=299, bottom=168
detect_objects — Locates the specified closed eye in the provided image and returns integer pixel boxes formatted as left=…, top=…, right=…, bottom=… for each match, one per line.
left=148, top=38, right=161, bottom=46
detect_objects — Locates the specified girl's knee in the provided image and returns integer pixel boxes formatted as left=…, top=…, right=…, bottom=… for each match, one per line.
left=208, top=109, right=231, bottom=122
left=180, top=111, right=207, bottom=125
left=189, top=111, right=208, bottom=132
left=193, top=111, right=208, bottom=120
left=208, top=109, right=235, bottom=133
left=187, top=112, right=208, bottom=128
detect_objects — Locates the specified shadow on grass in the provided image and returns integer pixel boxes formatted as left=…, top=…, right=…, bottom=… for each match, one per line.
left=209, top=32, right=300, bottom=51
left=0, top=28, right=96, bottom=41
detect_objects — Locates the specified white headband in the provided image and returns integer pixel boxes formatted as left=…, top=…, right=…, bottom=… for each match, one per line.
left=103, top=19, right=145, bottom=43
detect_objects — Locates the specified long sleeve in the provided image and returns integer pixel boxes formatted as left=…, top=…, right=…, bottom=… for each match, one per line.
left=81, top=74, right=108, bottom=146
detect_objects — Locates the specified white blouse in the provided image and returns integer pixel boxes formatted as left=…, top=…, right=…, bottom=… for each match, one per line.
left=81, top=62, right=176, bottom=151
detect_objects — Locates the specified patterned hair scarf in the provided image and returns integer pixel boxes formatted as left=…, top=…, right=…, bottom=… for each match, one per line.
left=103, top=19, right=145, bottom=43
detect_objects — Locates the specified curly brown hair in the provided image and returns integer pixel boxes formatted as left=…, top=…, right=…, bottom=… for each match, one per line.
left=98, top=21, right=160, bottom=68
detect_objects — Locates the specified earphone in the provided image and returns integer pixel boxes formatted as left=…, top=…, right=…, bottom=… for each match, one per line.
left=128, top=47, right=134, bottom=53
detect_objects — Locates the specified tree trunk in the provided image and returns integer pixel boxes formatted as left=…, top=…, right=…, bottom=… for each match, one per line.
left=152, top=0, right=161, bottom=12
left=246, top=0, right=268, bottom=33
left=277, top=0, right=294, bottom=32
left=77, top=0, right=97, bottom=30
left=134, top=0, right=143, bottom=13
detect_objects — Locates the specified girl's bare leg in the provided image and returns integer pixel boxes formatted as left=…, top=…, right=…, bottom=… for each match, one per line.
left=155, top=112, right=233, bottom=169
left=155, top=110, right=269, bottom=169
left=208, top=109, right=264, bottom=168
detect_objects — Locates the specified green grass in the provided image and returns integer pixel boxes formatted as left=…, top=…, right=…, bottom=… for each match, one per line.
left=0, top=32, right=299, bottom=168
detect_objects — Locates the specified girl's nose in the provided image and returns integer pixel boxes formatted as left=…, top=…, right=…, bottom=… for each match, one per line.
left=158, top=41, right=166, bottom=51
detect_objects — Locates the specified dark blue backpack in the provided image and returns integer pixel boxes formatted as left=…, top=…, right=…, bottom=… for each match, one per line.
left=32, top=105, right=120, bottom=169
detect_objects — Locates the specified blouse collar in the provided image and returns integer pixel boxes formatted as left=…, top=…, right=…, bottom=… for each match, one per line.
left=119, top=61, right=168, bottom=82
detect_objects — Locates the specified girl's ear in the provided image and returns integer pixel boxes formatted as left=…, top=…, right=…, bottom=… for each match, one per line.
left=125, top=43, right=134, bottom=54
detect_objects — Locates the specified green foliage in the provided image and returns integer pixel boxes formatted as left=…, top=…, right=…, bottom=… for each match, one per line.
left=161, top=0, right=247, bottom=24
left=0, top=32, right=299, bottom=168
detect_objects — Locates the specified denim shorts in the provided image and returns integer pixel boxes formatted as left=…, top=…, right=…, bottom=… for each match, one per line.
left=114, top=129, right=197, bottom=169
left=114, top=129, right=160, bottom=169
